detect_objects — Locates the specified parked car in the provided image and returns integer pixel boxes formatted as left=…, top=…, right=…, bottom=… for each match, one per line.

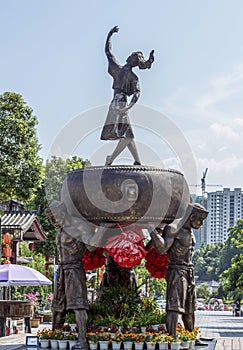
left=156, top=299, right=166, bottom=310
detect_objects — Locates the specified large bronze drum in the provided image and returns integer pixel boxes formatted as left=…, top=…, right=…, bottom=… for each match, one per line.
left=61, top=165, right=190, bottom=225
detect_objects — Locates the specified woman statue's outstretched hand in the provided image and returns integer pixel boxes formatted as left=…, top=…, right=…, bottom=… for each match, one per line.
left=149, top=50, right=155, bottom=62
left=109, top=25, right=119, bottom=35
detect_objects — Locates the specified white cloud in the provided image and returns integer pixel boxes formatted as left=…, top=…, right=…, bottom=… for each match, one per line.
left=211, top=62, right=243, bottom=89
left=162, top=62, right=243, bottom=126
left=198, top=155, right=243, bottom=174
left=196, top=156, right=243, bottom=188
left=160, top=63, right=243, bottom=188
left=209, top=123, right=240, bottom=140
left=234, top=117, right=243, bottom=127
left=218, top=146, right=228, bottom=152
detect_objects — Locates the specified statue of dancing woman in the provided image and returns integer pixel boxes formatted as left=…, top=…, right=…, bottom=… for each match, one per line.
left=100, top=26, right=154, bottom=166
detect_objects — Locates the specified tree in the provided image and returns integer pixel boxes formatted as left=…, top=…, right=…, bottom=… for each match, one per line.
left=196, top=283, right=211, bottom=300
left=193, top=242, right=224, bottom=282
left=220, top=219, right=243, bottom=300
left=45, top=155, right=91, bottom=203
left=0, top=92, right=43, bottom=201
left=31, top=156, right=91, bottom=256
left=218, top=224, right=242, bottom=275
left=135, top=262, right=167, bottom=299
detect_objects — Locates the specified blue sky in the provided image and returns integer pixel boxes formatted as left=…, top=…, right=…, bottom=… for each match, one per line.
left=1, top=0, right=243, bottom=191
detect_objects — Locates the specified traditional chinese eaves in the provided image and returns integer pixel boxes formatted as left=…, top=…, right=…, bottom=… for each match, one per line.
left=0, top=212, right=46, bottom=242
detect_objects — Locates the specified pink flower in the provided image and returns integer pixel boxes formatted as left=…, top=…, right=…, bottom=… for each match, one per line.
left=47, top=293, right=53, bottom=301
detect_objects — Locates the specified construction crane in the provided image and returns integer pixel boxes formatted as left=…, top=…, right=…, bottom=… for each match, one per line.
left=190, top=168, right=222, bottom=199
left=201, top=168, right=208, bottom=207
left=190, top=168, right=222, bottom=243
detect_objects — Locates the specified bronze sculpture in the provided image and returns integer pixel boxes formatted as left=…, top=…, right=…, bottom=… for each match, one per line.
left=149, top=203, right=208, bottom=337
left=100, top=26, right=154, bottom=166
left=45, top=24, right=212, bottom=349
left=61, top=166, right=190, bottom=225
left=100, top=255, right=137, bottom=289
left=46, top=201, right=108, bottom=350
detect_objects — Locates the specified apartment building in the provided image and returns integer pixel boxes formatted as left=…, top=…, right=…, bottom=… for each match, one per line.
left=206, top=188, right=243, bottom=244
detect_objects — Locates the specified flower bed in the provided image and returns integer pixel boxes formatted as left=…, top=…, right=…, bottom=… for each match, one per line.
left=85, top=324, right=201, bottom=349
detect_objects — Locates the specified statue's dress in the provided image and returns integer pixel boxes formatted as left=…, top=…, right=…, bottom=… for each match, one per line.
left=100, top=57, right=140, bottom=140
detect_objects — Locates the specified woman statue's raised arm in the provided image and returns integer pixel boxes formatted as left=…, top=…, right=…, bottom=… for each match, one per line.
left=105, top=25, right=119, bottom=62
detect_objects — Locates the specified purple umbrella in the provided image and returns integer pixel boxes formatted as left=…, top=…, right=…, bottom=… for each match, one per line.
left=0, top=264, right=52, bottom=286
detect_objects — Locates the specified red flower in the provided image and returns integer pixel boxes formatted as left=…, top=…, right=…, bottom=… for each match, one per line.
left=82, top=247, right=106, bottom=271
left=105, top=225, right=146, bottom=268
left=145, top=247, right=170, bottom=278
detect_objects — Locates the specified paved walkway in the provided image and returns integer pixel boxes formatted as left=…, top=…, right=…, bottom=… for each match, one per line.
left=0, top=311, right=242, bottom=349
left=0, top=322, right=51, bottom=350
left=195, top=310, right=243, bottom=349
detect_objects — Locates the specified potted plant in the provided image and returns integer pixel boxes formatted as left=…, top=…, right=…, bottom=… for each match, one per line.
left=144, top=332, right=156, bottom=350
left=133, top=333, right=145, bottom=350
left=56, top=329, right=68, bottom=349
left=166, top=335, right=181, bottom=350
left=111, top=332, right=122, bottom=350
left=97, top=332, right=111, bottom=350
left=86, top=331, right=100, bottom=349
left=188, top=326, right=201, bottom=348
left=120, top=332, right=135, bottom=350
left=154, top=334, right=168, bottom=350
left=67, top=331, right=78, bottom=349
left=49, top=329, right=59, bottom=349
left=37, top=329, right=51, bottom=348
left=106, top=316, right=120, bottom=334
left=179, top=328, right=191, bottom=348
left=135, top=313, right=150, bottom=333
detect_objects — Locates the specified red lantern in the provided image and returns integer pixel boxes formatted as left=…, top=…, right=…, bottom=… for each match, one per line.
left=45, top=263, right=49, bottom=270
left=3, top=246, right=11, bottom=258
left=3, top=233, right=11, bottom=245
left=45, top=271, right=49, bottom=277
left=28, top=243, right=34, bottom=251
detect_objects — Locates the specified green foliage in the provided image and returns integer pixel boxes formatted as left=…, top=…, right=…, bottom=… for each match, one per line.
left=20, top=241, right=32, bottom=257
left=65, top=312, right=76, bottom=324
left=96, top=286, right=141, bottom=319
left=45, top=155, right=91, bottom=202
left=220, top=220, right=243, bottom=299
left=0, top=92, right=43, bottom=201
left=136, top=299, right=166, bottom=326
left=196, top=283, right=211, bottom=300
left=135, top=262, right=166, bottom=299
left=217, top=224, right=242, bottom=275
left=88, top=286, right=165, bottom=328
left=193, top=242, right=224, bottom=281
left=29, top=155, right=91, bottom=256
